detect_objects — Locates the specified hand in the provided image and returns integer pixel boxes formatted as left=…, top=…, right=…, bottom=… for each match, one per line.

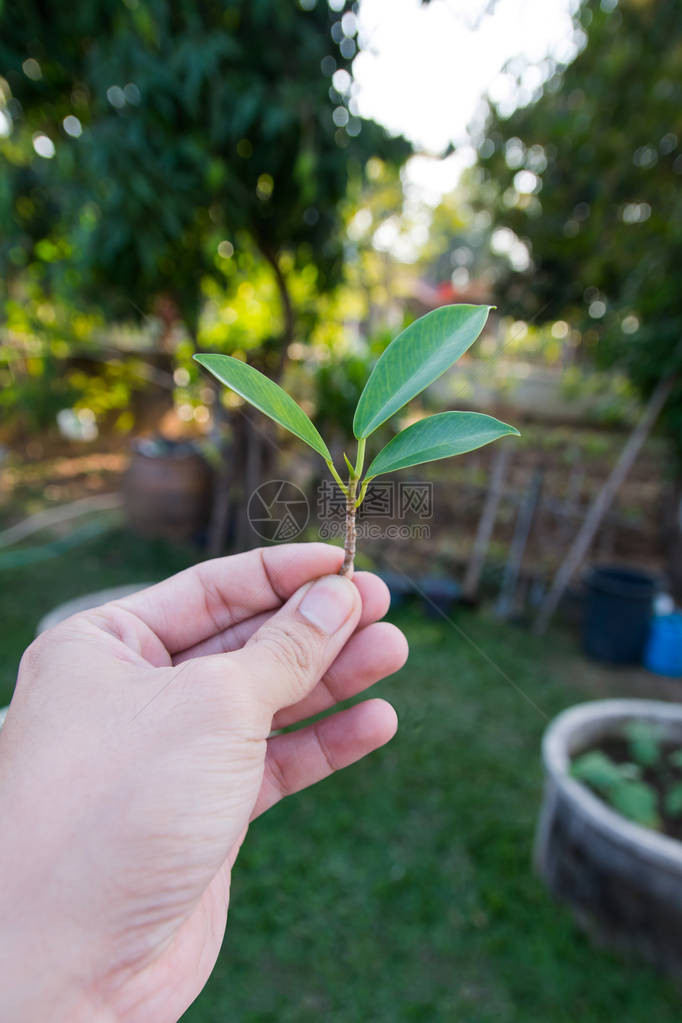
left=0, top=543, right=407, bottom=1023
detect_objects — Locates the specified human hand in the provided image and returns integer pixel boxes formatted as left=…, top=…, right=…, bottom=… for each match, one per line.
left=0, top=543, right=407, bottom=1023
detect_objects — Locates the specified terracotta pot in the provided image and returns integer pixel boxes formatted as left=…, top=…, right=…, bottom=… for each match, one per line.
left=123, top=438, right=212, bottom=542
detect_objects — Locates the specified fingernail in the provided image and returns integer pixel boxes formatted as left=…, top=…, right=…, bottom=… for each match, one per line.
left=299, top=575, right=356, bottom=635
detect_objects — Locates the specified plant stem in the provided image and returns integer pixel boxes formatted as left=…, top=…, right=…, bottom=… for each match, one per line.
left=340, top=474, right=358, bottom=577
left=354, top=436, right=366, bottom=478
left=337, top=437, right=366, bottom=576
left=325, top=459, right=348, bottom=495
left=355, top=476, right=371, bottom=508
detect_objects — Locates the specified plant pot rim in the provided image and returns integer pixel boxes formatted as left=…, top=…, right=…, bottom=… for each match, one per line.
left=543, top=698, right=682, bottom=869
left=35, top=583, right=150, bottom=635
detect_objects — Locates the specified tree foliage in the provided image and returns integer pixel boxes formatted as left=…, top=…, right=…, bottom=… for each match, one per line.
left=0, top=0, right=409, bottom=439
left=0, top=0, right=408, bottom=332
left=472, top=0, right=682, bottom=438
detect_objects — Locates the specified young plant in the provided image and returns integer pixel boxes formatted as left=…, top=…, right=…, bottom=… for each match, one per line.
left=571, top=750, right=661, bottom=830
left=195, top=304, right=519, bottom=574
left=571, top=723, right=682, bottom=833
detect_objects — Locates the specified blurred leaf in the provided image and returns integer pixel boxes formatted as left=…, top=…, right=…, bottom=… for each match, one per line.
left=668, top=749, right=682, bottom=771
left=0, top=0, right=411, bottom=335
left=572, top=750, right=660, bottom=830
left=625, top=720, right=662, bottom=769
left=664, top=782, right=682, bottom=819
left=571, top=751, right=625, bottom=793
left=470, top=0, right=682, bottom=441
left=610, top=780, right=660, bottom=831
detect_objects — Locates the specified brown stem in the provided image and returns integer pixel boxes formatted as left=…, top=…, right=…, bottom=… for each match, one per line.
left=260, top=243, right=295, bottom=381
left=206, top=398, right=232, bottom=558
left=153, top=291, right=181, bottom=353
left=340, top=477, right=358, bottom=577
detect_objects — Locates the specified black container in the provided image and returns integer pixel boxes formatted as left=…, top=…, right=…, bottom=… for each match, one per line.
left=418, top=577, right=460, bottom=618
left=375, top=571, right=414, bottom=610
left=582, top=565, right=656, bottom=665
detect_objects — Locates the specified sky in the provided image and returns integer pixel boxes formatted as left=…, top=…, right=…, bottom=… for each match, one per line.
left=353, top=0, right=581, bottom=200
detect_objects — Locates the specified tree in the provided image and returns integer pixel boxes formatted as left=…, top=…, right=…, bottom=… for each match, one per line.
left=0, top=0, right=408, bottom=354
left=469, top=0, right=682, bottom=597
left=1, top=0, right=411, bottom=551
left=472, top=0, right=682, bottom=438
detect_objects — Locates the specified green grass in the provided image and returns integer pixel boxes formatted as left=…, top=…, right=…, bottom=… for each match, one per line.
left=0, top=531, right=679, bottom=1021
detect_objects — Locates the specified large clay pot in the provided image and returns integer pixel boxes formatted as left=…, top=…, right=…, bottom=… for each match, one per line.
left=535, top=699, right=682, bottom=977
left=123, top=438, right=212, bottom=542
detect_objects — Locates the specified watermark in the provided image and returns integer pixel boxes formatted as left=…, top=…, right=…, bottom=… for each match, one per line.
left=247, top=480, right=309, bottom=541
left=318, top=520, right=431, bottom=541
left=248, top=479, right=432, bottom=542
left=317, top=480, right=433, bottom=521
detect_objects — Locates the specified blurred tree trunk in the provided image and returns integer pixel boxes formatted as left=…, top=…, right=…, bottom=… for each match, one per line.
left=206, top=399, right=233, bottom=557
left=233, top=407, right=263, bottom=552
left=260, top=244, right=294, bottom=382
left=153, top=292, right=182, bottom=353
left=206, top=247, right=296, bottom=555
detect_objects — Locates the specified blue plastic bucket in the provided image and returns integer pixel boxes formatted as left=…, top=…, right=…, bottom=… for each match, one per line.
left=644, top=613, right=682, bottom=677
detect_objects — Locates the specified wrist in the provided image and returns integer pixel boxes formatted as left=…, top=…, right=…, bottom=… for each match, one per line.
left=0, top=836, right=117, bottom=1023
left=0, top=749, right=118, bottom=1022
left=0, top=945, right=117, bottom=1023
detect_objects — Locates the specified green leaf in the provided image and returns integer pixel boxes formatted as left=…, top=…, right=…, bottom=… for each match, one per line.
left=571, top=752, right=661, bottom=830
left=571, top=751, right=625, bottom=794
left=364, top=412, right=519, bottom=480
left=610, top=780, right=660, bottom=830
left=668, top=749, right=682, bottom=770
left=194, top=354, right=331, bottom=460
left=625, top=720, right=662, bottom=768
left=353, top=304, right=492, bottom=439
left=664, top=782, right=682, bottom=819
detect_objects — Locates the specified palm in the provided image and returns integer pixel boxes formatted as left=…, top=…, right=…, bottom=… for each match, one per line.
left=99, top=543, right=406, bottom=1022
left=5, top=544, right=406, bottom=1023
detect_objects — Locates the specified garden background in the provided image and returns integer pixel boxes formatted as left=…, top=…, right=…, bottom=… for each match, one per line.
left=2, top=1, right=682, bottom=1019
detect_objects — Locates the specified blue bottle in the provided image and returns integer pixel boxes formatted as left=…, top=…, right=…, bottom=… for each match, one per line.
left=644, top=611, right=682, bottom=677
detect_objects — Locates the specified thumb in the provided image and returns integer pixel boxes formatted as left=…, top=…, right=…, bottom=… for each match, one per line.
left=234, top=573, right=361, bottom=712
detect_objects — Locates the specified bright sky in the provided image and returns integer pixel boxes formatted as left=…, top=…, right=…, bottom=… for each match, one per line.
left=353, top=0, right=580, bottom=200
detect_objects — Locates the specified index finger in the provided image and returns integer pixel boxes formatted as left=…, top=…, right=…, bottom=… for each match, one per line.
left=115, top=542, right=344, bottom=654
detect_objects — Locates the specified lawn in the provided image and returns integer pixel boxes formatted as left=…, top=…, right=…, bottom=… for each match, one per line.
left=0, top=530, right=679, bottom=1021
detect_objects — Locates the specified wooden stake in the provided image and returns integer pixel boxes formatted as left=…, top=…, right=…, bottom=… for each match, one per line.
left=496, top=467, right=544, bottom=620
left=533, top=371, right=677, bottom=634
left=463, top=444, right=510, bottom=600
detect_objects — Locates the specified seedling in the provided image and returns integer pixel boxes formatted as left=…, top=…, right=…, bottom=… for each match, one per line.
left=195, top=304, right=519, bottom=574
left=571, top=722, right=682, bottom=833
